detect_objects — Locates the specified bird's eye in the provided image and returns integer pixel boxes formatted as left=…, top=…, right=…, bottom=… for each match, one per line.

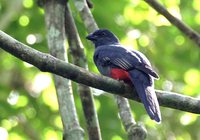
left=101, top=32, right=106, bottom=36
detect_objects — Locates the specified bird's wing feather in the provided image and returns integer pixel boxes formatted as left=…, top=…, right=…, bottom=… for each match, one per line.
left=94, top=45, right=159, bottom=79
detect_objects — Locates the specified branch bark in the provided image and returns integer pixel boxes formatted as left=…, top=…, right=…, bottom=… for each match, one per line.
left=43, top=0, right=84, bottom=139
left=65, top=3, right=101, bottom=140
left=0, top=30, right=200, bottom=114
left=115, top=96, right=147, bottom=140
left=144, top=0, right=200, bottom=47
left=73, top=0, right=98, bottom=33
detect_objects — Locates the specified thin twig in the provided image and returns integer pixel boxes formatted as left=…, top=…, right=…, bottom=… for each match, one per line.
left=0, top=30, right=200, bottom=114
left=144, top=0, right=200, bottom=47
left=65, top=3, right=101, bottom=140
left=43, top=0, right=84, bottom=139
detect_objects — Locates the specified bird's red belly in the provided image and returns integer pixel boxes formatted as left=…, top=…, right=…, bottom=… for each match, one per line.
left=110, top=68, right=131, bottom=83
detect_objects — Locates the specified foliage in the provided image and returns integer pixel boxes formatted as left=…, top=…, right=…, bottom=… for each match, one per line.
left=0, top=0, right=199, bottom=139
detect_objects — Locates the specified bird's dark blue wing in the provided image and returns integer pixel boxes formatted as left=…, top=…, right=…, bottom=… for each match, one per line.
left=94, top=45, right=159, bottom=79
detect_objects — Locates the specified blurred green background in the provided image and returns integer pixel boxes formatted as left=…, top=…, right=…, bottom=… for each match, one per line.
left=0, top=0, right=200, bottom=139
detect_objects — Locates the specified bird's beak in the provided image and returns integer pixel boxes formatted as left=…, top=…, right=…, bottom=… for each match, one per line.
left=86, top=34, right=97, bottom=41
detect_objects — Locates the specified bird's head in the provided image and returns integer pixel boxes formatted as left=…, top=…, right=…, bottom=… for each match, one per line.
left=86, top=29, right=119, bottom=47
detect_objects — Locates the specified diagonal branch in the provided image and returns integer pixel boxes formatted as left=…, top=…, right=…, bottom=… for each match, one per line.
left=0, top=30, right=200, bottom=114
left=73, top=0, right=98, bottom=33
left=65, top=3, right=101, bottom=140
left=115, top=95, right=147, bottom=140
left=144, top=0, right=200, bottom=47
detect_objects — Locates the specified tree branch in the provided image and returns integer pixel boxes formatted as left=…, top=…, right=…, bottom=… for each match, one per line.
left=73, top=0, right=98, bottom=33
left=144, top=0, right=200, bottom=47
left=0, top=30, right=200, bottom=114
left=65, top=3, right=101, bottom=140
left=115, top=96, right=147, bottom=140
left=43, top=0, right=84, bottom=139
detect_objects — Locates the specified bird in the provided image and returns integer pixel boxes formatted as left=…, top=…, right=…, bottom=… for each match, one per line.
left=86, top=29, right=161, bottom=123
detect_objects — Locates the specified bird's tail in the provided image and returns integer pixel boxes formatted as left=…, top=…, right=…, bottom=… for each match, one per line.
left=128, top=70, right=161, bottom=123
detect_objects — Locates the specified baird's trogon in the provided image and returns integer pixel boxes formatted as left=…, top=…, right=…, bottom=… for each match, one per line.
left=86, top=29, right=161, bottom=123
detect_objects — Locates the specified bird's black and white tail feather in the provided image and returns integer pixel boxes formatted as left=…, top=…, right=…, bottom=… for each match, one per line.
left=128, top=69, right=161, bottom=123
